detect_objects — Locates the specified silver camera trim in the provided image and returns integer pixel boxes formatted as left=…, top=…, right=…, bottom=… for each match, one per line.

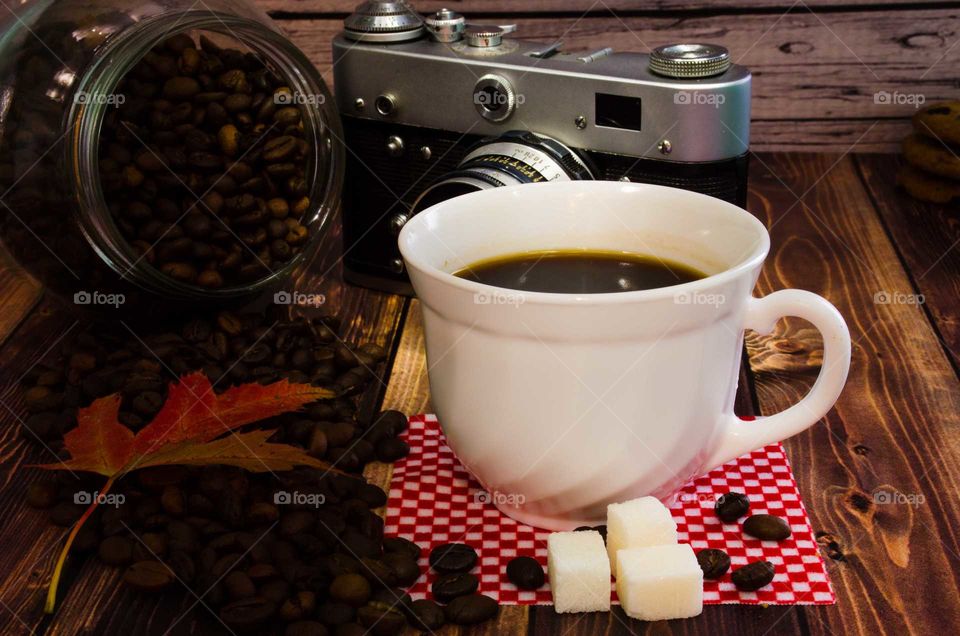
left=333, top=34, right=750, bottom=163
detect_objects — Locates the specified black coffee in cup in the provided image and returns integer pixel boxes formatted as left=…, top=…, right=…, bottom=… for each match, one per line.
left=453, top=249, right=705, bottom=294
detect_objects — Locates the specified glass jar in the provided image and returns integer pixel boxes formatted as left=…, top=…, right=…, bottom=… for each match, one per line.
left=0, top=0, right=343, bottom=308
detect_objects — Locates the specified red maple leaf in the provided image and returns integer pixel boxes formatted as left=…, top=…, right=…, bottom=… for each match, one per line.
left=34, top=372, right=336, bottom=612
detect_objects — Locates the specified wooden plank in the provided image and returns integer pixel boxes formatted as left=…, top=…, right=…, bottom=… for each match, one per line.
left=0, top=248, right=43, bottom=348
left=0, top=301, right=81, bottom=636
left=853, top=154, right=960, bottom=358
left=274, top=8, right=958, bottom=152
left=750, top=119, right=907, bottom=154
left=745, top=152, right=960, bottom=635
left=259, top=0, right=945, bottom=15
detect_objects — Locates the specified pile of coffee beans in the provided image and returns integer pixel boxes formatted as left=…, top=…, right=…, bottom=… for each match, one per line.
left=19, top=309, right=399, bottom=466
left=98, top=33, right=316, bottom=288
left=19, top=308, right=499, bottom=633
left=425, top=543, right=499, bottom=625
left=697, top=491, right=791, bottom=591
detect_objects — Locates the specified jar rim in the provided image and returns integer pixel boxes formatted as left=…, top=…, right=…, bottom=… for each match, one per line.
left=66, top=11, right=344, bottom=301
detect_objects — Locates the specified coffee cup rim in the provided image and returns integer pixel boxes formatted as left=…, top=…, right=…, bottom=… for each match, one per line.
left=398, top=181, right=770, bottom=304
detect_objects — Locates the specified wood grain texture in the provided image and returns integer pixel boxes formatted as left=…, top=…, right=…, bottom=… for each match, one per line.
left=0, top=248, right=42, bottom=348
left=747, top=152, right=960, bottom=635
left=0, top=301, right=82, bottom=636
left=269, top=7, right=959, bottom=151
left=853, top=154, right=960, bottom=360
left=259, top=0, right=947, bottom=15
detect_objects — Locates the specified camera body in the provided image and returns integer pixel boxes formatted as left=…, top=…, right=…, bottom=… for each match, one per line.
left=333, top=3, right=751, bottom=294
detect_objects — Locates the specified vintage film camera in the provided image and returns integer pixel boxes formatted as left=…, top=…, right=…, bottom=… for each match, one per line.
left=333, top=1, right=751, bottom=294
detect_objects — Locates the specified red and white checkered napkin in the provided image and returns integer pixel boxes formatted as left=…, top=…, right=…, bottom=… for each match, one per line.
left=384, top=415, right=835, bottom=606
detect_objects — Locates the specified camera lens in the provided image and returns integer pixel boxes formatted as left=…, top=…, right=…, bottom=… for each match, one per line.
left=411, top=131, right=593, bottom=214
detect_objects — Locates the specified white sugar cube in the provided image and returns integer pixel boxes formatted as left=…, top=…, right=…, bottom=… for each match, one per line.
left=547, top=531, right=611, bottom=613
left=616, top=544, right=703, bottom=621
left=606, top=496, right=677, bottom=570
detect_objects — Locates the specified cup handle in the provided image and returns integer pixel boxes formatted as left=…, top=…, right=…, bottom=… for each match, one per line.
left=704, top=289, right=851, bottom=470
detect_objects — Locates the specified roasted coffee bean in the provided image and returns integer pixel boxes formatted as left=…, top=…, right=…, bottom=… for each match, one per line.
left=224, top=570, right=256, bottom=600
left=286, top=621, right=329, bottom=636
left=383, top=536, right=421, bottom=561
left=329, top=573, right=371, bottom=606
left=356, top=483, right=388, bottom=509
left=318, top=601, right=355, bottom=626
left=98, top=536, right=134, bottom=566
left=219, top=596, right=277, bottom=631
left=48, top=502, right=83, bottom=527
left=341, top=530, right=381, bottom=559
left=168, top=551, right=196, bottom=583
left=444, top=594, right=499, bottom=625
left=26, top=482, right=58, bottom=509
left=124, top=560, right=175, bottom=592
left=382, top=552, right=419, bottom=586
left=408, top=598, right=445, bottom=631
left=432, top=572, right=479, bottom=603
left=743, top=514, right=791, bottom=541
left=429, top=543, right=477, bottom=574
left=375, top=437, right=409, bottom=463
left=357, top=600, right=406, bottom=636
left=715, top=491, right=751, bottom=523
left=246, top=502, right=279, bottom=525
left=696, top=548, right=731, bottom=579
left=731, top=560, right=776, bottom=591
left=356, top=556, right=395, bottom=587
left=279, top=590, right=316, bottom=621
left=506, top=556, right=545, bottom=590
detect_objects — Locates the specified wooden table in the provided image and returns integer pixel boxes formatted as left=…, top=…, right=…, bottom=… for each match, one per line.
left=0, top=152, right=959, bottom=634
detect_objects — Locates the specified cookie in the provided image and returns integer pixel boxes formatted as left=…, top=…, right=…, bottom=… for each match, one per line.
left=913, top=101, right=960, bottom=146
left=897, top=164, right=960, bottom=204
left=902, top=134, right=960, bottom=180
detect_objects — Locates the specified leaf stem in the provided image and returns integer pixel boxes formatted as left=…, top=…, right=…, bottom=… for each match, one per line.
left=44, top=475, right=116, bottom=614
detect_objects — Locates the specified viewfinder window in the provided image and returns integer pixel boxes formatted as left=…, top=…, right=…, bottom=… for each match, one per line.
left=595, top=93, right=642, bottom=131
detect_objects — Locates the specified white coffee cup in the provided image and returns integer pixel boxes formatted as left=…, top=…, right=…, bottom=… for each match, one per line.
left=398, top=181, right=850, bottom=530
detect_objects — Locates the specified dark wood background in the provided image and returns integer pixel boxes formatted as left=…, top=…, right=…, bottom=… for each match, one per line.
left=259, top=0, right=960, bottom=152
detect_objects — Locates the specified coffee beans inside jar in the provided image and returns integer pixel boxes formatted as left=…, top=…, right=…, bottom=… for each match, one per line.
left=98, top=33, right=316, bottom=288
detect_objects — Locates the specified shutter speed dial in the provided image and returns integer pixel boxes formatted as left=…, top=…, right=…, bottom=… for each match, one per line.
left=343, top=1, right=425, bottom=43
